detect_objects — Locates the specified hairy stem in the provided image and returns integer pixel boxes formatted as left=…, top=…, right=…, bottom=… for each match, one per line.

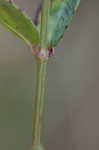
left=32, top=0, right=50, bottom=145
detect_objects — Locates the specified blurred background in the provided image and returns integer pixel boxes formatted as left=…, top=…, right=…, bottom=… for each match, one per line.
left=0, top=0, right=99, bottom=150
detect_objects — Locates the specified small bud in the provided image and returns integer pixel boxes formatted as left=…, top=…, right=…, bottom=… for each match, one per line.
left=48, top=46, right=54, bottom=57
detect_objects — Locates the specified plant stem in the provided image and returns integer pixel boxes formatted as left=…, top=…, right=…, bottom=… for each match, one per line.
left=32, top=0, right=50, bottom=146
left=32, top=61, right=47, bottom=145
left=40, top=0, right=50, bottom=52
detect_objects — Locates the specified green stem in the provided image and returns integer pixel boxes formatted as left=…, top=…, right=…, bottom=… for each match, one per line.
left=32, top=0, right=50, bottom=146
left=32, top=60, right=47, bottom=145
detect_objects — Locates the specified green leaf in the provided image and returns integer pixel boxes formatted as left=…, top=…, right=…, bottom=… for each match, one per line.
left=0, top=0, right=40, bottom=46
left=48, top=0, right=80, bottom=47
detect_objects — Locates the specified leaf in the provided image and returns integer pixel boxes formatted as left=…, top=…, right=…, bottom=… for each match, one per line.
left=48, top=0, right=80, bottom=47
left=0, top=0, right=40, bottom=46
